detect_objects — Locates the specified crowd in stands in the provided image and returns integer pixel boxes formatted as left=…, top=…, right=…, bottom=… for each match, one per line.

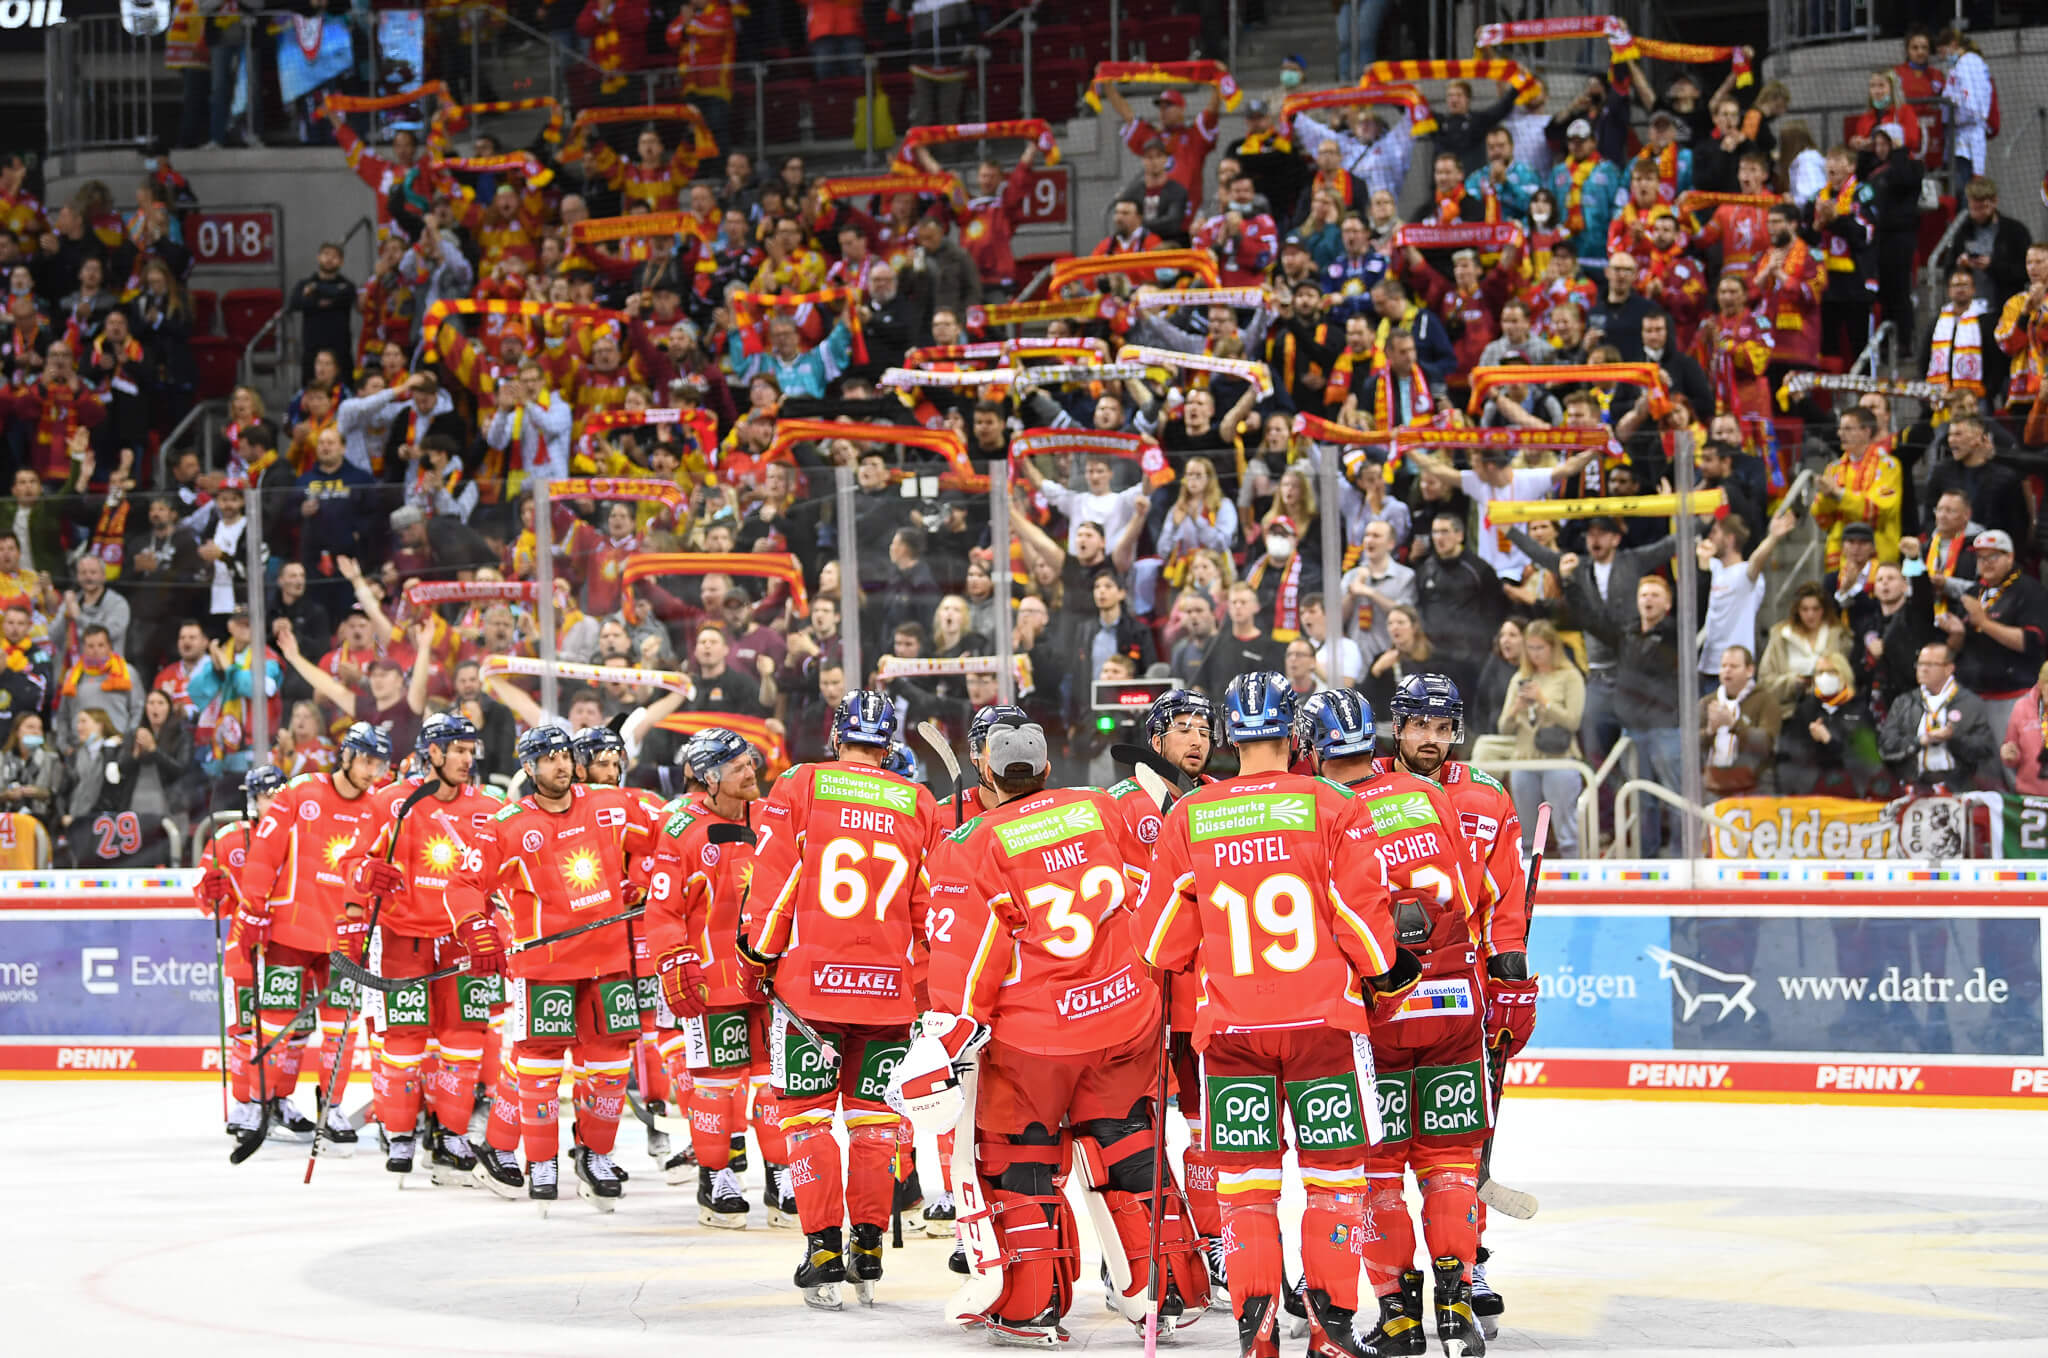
left=3, top=15, right=2047, bottom=864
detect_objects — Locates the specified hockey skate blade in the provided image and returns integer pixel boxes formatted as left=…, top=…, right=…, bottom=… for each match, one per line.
left=577, top=1180, right=619, bottom=1213
left=666, top=1164, right=696, bottom=1187
left=1478, top=1315, right=1500, bottom=1341
left=985, top=1320, right=1069, bottom=1347
left=801, top=1283, right=843, bottom=1311
left=852, top=1279, right=876, bottom=1308
left=767, top=1205, right=801, bottom=1230
left=698, top=1206, right=749, bottom=1230
left=922, top=1215, right=955, bottom=1239
left=428, top=1163, right=476, bottom=1189
left=1476, top=1178, right=1538, bottom=1220
left=647, top=1109, right=693, bottom=1134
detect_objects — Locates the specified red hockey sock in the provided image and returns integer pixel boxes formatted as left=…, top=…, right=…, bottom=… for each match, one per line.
left=785, top=1124, right=847, bottom=1233
left=689, top=1078, right=737, bottom=1168
left=1182, top=1144, right=1222, bottom=1237
left=1418, top=1169, right=1480, bottom=1272
left=1300, top=1189, right=1371, bottom=1310
left=845, top=1121, right=899, bottom=1229
left=937, top=1130, right=956, bottom=1193
left=574, top=1058, right=628, bottom=1156
left=750, top=1081, right=788, bottom=1164
left=1363, top=1177, right=1418, bottom=1294
left=481, top=1021, right=502, bottom=1091
left=227, top=1027, right=252, bottom=1103
left=516, top=1059, right=565, bottom=1162
left=317, top=1011, right=356, bottom=1102
left=371, top=1037, right=426, bottom=1134
left=640, top=1036, right=671, bottom=1102
left=485, top=1062, right=523, bottom=1153
left=1220, top=1199, right=1285, bottom=1315
left=257, top=1012, right=301, bottom=1094
left=429, top=1048, right=481, bottom=1131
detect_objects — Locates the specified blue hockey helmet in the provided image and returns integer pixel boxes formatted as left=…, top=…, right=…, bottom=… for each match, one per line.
left=570, top=724, right=626, bottom=765
left=338, top=721, right=392, bottom=764
left=242, top=764, right=289, bottom=800
left=1389, top=672, right=1465, bottom=743
left=832, top=690, right=899, bottom=750
left=415, top=710, right=479, bottom=756
left=516, top=723, right=575, bottom=769
left=882, top=741, right=923, bottom=780
left=1143, top=688, right=1215, bottom=744
left=1219, top=671, right=1296, bottom=746
left=1296, top=689, right=1377, bottom=763
left=685, top=727, right=755, bottom=784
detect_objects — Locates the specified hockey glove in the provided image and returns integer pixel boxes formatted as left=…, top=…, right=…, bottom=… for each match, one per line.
left=658, top=948, right=709, bottom=1019
left=1485, top=951, right=1539, bottom=1057
left=333, top=911, right=372, bottom=963
left=230, top=902, right=272, bottom=957
left=197, top=867, right=235, bottom=916
left=622, top=881, right=648, bottom=909
left=453, top=912, right=508, bottom=975
left=1367, top=947, right=1424, bottom=1025
left=734, top=935, right=775, bottom=1002
left=920, top=1011, right=990, bottom=1069
left=361, top=858, right=406, bottom=897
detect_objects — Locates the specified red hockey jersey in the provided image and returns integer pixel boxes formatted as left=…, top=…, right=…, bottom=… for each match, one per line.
left=242, top=772, right=387, bottom=953
left=464, top=783, right=653, bottom=981
left=643, top=793, right=759, bottom=1009
left=927, top=786, right=1159, bottom=1057
left=349, top=778, right=507, bottom=938
left=747, top=759, right=945, bottom=1027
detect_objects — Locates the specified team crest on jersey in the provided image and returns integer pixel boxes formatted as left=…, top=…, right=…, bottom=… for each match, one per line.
left=701, top=843, right=720, bottom=867
left=1136, top=814, right=1161, bottom=844
left=298, top=800, right=320, bottom=821
left=227, top=847, right=246, bottom=867
left=522, top=829, right=544, bottom=853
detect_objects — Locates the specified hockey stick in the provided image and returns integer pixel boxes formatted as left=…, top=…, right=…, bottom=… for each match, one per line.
left=1110, top=743, right=1193, bottom=798
left=305, top=777, right=443, bottom=1184
left=1477, top=802, right=1547, bottom=1221
left=915, top=720, right=965, bottom=825
left=1142, top=985, right=1170, bottom=1355
left=329, top=904, right=651, bottom=991
left=211, top=890, right=229, bottom=1123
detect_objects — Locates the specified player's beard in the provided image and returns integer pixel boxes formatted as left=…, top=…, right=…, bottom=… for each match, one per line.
left=1400, top=739, right=1447, bottom=779
left=533, top=766, right=575, bottom=799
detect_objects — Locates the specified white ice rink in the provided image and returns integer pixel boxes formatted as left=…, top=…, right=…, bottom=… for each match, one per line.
left=6, top=1080, right=2045, bottom=1357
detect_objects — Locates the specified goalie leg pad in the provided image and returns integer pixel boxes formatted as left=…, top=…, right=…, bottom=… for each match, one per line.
left=1075, top=1105, right=1209, bottom=1322
left=982, top=1130, right=1079, bottom=1326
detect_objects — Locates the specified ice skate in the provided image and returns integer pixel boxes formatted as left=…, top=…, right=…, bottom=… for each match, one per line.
left=644, top=1099, right=672, bottom=1162
left=224, top=1099, right=260, bottom=1139
left=985, top=1303, right=1069, bottom=1347
left=386, top=1132, right=416, bottom=1179
left=270, top=1096, right=316, bottom=1140
left=474, top=1145, right=525, bottom=1199
left=227, top=1100, right=270, bottom=1164
left=1302, top=1285, right=1375, bottom=1357
left=1235, top=1292, right=1277, bottom=1355
left=1469, top=1247, right=1502, bottom=1340
left=766, top=1165, right=800, bottom=1229
left=1286, top=1273, right=1308, bottom=1338
left=315, top=1097, right=357, bottom=1157
left=528, top=1155, right=559, bottom=1213
left=573, top=1146, right=623, bottom=1212
left=1360, top=1272, right=1429, bottom=1356
left=922, top=1186, right=957, bottom=1236
left=466, top=1101, right=489, bottom=1143
left=429, top=1128, right=478, bottom=1187
left=948, top=1240, right=969, bottom=1274
left=665, top=1149, right=697, bottom=1186
left=697, top=1165, right=749, bottom=1228
left=795, top=1227, right=847, bottom=1310
left=847, top=1221, right=884, bottom=1306
left=1431, top=1257, right=1486, bottom=1356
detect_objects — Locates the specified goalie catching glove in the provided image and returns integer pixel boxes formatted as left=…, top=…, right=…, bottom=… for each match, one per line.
left=658, top=948, right=709, bottom=1019
left=453, top=913, right=507, bottom=976
left=886, top=1011, right=988, bottom=1136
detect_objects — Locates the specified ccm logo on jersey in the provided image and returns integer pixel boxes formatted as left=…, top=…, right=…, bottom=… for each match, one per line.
left=1057, top=965, right=1142, bottom=1020
left=812, top=964, right=903, bottom=998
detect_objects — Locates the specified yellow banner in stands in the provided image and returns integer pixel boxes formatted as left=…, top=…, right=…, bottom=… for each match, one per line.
left=1485, top=488, right=1724, bottom=523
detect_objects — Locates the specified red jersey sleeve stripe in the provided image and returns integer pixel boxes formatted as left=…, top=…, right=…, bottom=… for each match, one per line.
left=1140, top=870, right=1195, bottom=966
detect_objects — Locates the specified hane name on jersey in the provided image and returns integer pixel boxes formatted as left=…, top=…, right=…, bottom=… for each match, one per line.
left=1056, top=964, right=1142, bottom=1021
left=1187, top=793, right=1316, bottom=842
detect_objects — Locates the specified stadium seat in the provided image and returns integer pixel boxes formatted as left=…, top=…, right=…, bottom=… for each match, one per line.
left=220, top=288, right=282, bottom=350
left=805, top=75, right=866, bottom=141
left=190, top=288, right=219, bottom=336
left=190, top=337, right=241, bottom=400
left=1128, top=16, right=1200, bottom=62
left=984, top=64, right=1025, bottom=122
left=1030, top=60, right=1093, bottom=124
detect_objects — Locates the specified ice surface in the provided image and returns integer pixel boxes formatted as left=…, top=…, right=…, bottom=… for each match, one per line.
left=6, top=1080, right=2046, bottom=1356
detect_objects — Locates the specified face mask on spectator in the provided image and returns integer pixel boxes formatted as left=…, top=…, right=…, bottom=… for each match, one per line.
left=1815, top=673, right=1844, bottom=698
left=1265, top=533, right=1293, bottom=560
left=1279, top=68, right=1303, bottom=88
left=1530, top=205, right=1552, bottom=227
left=20, top=734, right=41, bottom=750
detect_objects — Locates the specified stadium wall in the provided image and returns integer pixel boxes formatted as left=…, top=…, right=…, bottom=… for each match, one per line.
left=4, top=863, right=2044, bottom=1108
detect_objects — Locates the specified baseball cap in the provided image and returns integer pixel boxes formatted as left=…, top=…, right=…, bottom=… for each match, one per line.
left=390, top=505, right=425, bottom=531
left=1974, top=528, right=2016, bottom=555
left=1246, top=97, right=1271, bottom=116
left=1281, top=232, right=1308, bottom=251
left=1268, top=515, right=1297, bottom=537
left=1566, top=118, right=1593, bottom=141
left=1586, top=515, right=1626, bottom=536
left=985, top=722, right=1049, bottom=780
left=1842, top=522, right=1875, bottom=542
left=1876, top=121, right=1907, bottom=145
left=1157, top=90, right=1186, bottom=108
left=1141, top=136, right=1168, bottom=156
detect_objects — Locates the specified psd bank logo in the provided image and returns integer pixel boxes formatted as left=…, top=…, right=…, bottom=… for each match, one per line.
left=1644, top=945, right=1755, bottom=1023
left=81, top=947, right=119, bottom=996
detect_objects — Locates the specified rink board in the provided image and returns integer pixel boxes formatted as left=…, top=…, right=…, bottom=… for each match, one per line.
left=2, top=864, right=2046, bottom=1104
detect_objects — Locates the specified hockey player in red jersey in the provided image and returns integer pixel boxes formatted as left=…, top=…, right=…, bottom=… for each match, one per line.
left=345, top=713, right=508, bottom=1183
left=744, top=691, right=946, bottom=1309
left=196, top=764, right=289, bottom=1141
left=236, top=722, right=394, bottom=1154
left=644, top=726, right=790, bottom=1229
left=1103, top=688, right=1228, bottom=1286
left=461, top=724, right=653, bottom=1209
left=1299, top=680, right=1496, bottom=1356
left=1382, top=674, right=1537, bottom=1342
left=1132, top=673, right=1423, bottom=1358
left=911, top=721, right=1211, bottom=1344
